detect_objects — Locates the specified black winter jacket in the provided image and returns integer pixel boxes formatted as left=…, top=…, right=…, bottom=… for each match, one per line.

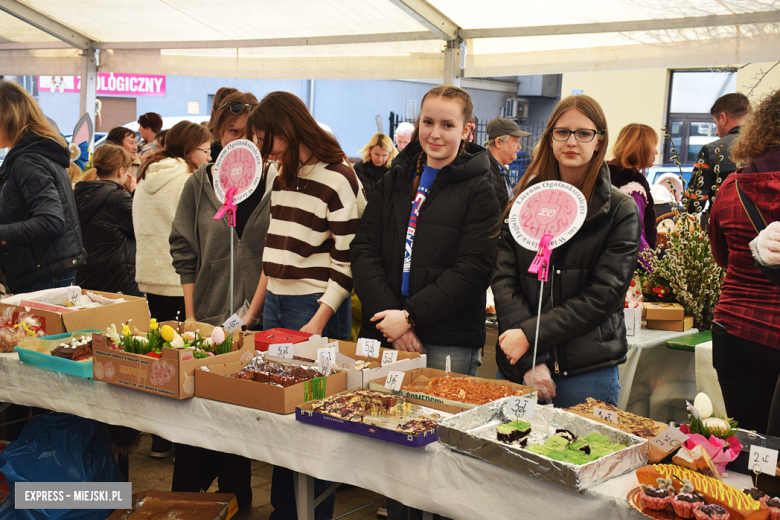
left=491, top=163, right=640, bottom=380
left=74, top=181, right=141, bottom=296
left=354, top=160, right=389, bottom=203
left=486, top=152, right=512, bottom=210
left=0, top=133, right=86, bottom=290
left=351, top=141, right=500, bottom=349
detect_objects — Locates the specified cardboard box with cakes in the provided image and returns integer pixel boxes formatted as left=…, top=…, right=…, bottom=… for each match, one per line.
left=643, top=302, right=695, bottom=332
left=92, top=317, right=254, bottom=399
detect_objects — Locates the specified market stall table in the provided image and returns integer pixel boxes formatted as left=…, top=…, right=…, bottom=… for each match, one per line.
left=1, top=351, right=661, bottom=520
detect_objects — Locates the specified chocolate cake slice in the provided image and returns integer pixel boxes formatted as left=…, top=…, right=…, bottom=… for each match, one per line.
left=496, top=420, right=532, bottom=446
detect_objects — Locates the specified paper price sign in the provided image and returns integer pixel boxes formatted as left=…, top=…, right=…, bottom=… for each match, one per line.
left=750, top=445, right=779, bottom=475
left=593, top=407, right=619, bottom=424
left=381, top=350, right=398, bottom=366
left=317, top=347, right=336, bottom=365
left=66, top=286, right=80, bottom=305
left=504, top=396, right=536, bottom=420
left=445, top=355, right=451, bottom=374
left=222, top=313, right=243, bottom=334
left=384, top=370, right=405, bottom=391
left=357, top=338, right=381, bottom=358
left=268, top=343, right=294, bottom=359
left=319, top=355, right=333, bottom=374
left=650, top=426, right=689, bottom=450
left=327, top=341, right=340, bottom=352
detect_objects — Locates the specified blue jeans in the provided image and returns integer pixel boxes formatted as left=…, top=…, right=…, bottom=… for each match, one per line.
left=15, top=268, right=77, bottom=294
left=495, top=365, right=620, bottom=409
left=424, top=344, right=481, bottom=376
left=263, top=292, right=351, bottom=340
left=264, top=291, right=350, bottom=520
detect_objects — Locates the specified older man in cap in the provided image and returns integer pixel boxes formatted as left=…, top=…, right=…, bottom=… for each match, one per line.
left=484, top=117, right=530, bottom=209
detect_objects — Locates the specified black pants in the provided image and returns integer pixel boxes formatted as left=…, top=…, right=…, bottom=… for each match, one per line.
left=712, top=327, right=780, bottom=434
left=145, top=293, right=186, bottom=322
left=172, top=444, right=252, bottom=510
left=270, top=466, right=335, bottom=520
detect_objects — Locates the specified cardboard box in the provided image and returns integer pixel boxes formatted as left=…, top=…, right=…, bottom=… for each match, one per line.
left=106, top=491, right=238, bottom=520
left=368, top=367, right=531, bottom=413
left=254, top=328, right=313, bottom=352
left=624, top=307, right=642, bottom=336
left=195, top=359, right=347, bottom=414
left=0, top=289, right=149, bottom=336
left=334, top=341, right=427, bottom=389
left=643, top=302, right=685, bottom=321
left=296, top=390, right=446, bottom=448
left=646, top=315, right=695, bottom=332
left=91, top=323, right=254, bottom=399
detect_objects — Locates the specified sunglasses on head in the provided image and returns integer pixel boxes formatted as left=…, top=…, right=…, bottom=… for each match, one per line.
left=218, top=100, right=257, bottom=114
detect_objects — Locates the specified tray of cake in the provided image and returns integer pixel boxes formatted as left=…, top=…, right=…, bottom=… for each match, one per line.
left=14, top=330, right=102, bottom=378
left=296, top=389, right=452, bottom=448
left=368, top=367, right=531, bottom=412
left=437, top=397, right=649, bottom=491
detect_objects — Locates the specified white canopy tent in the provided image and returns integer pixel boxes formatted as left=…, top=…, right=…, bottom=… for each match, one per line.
left=2, top=0, right=779, bottom=120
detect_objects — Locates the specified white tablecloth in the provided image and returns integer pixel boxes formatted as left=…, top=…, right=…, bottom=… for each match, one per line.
left=0, top=351, right=656, bottom=520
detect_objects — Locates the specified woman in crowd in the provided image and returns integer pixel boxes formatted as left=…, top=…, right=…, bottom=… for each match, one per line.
left=208, top=87, right=240, bottom=158
left=0, top=80, right=86, bottom=294
left=135, top=121, right=212, bottom=322
left=73, top=144, right=140, bottom=296
left=608, top=123, right=658, bottom=270
left=244, top=91, right=366, bottom=520
left=138, top=112, right=163, bottom=160
left=491, top=95, right=640, bottom=408
left=107, top=126, right=141, bottom=180
left=354, top=133, right=397, bottom=201
left=709, top=89, right=780, bottom=434
left=169, top=91, right=268, bottom=512
left=351, top=85, right=498, bottom=520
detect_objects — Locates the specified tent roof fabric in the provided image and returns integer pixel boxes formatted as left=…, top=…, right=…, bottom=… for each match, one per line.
left=1, top=0, right=778, bottom=78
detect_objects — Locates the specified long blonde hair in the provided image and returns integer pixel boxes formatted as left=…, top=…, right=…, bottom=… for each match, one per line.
left=358, top=133, right=398, bottom=167
left=510, top=95, right=608, bottom=210
left=0, top=80, right=66, bottom=148
left=78, top=144, right=131, bottom=182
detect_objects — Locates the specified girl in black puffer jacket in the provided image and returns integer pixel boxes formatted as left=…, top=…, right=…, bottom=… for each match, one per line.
left=351, top=86, right=500, bottom=377
left=74, top=144, right=141, bottom=296
left=492, top=95, right=640, bottom=408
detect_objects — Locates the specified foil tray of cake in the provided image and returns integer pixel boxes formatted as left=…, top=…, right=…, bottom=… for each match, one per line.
left=437, top=397, right=648, bottom=491
left=296, top=390, right=452, bottom=448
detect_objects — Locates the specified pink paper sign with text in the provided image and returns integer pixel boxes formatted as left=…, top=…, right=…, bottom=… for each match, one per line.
left=213, top=140, right=264, bottom=204
left=508, top=181, right=587, bottom=251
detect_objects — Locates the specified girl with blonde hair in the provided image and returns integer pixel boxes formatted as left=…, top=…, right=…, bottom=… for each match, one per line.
left=354, top=133, right=398, bottom=201
left=492, top=95, right=640, bottom=407
left=0, top=80, right=86, bottom=293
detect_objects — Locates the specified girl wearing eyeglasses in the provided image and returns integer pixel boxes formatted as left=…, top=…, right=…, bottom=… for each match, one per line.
left=169, top=91, right=271, bottom=513
left=492, top=95, right=640, bottom=408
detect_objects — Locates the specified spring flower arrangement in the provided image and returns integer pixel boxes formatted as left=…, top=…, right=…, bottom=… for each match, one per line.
left=637, top=128, right=725, bottom=329
left=681, top=392, right=741, bottom=475
left=106, top=318, right=233, bottom=359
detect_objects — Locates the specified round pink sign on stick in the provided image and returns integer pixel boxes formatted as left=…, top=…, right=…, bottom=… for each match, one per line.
left=213, top=139, right=263, bottom=204
left=508, top=180, right=587, bottom=251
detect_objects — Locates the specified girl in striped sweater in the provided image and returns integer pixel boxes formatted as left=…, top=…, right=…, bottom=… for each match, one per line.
left=245, top=92, right=366, bottom=520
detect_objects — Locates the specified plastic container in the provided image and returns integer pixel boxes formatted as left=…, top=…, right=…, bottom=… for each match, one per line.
left=14, top=330, right=101, bottom=378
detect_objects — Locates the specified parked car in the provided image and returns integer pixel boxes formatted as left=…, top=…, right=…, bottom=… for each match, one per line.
left=647, top=164, right=694, bottom=187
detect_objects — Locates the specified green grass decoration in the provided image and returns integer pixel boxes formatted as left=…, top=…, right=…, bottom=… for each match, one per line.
left=687, top=413, right=739, bottom=441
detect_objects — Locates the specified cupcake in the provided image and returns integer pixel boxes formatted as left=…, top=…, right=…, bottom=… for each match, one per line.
left=743, top=487, right=768, bottom=505
left=673, top=479, right=704, bottom=518
left=693, top=504, right=730, bottom=520
left=639, top=482, right=673, bottom=511
left=767, top=497, right=780, bottom=520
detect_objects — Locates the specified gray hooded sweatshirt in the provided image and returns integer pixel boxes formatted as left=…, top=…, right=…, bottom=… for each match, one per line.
left=170, top=161, right=276, bottom=326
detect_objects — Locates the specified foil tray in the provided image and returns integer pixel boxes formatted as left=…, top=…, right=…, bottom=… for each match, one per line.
left=437, top=398, right=649, bottom=491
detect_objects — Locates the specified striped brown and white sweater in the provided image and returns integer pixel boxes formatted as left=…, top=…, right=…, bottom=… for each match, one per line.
left=263, top=160, right=367, bottom=312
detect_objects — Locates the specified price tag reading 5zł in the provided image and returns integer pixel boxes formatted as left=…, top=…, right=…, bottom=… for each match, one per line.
left=317, top=347, right=336, bottom=367
left=504, top=395, right=536, bottom=420
left=381, top=350, right=398, bottom=366
left=269, top=343, right=294, bottom=359
left=384, top=370, right=405, bottom=391
left=357, top=338, right=380, bottom=358
left=750, top=445, right=779, bottom=475
left=222, top=313, right=243, bottom=334
left=593, top=407, right=619, bottom=424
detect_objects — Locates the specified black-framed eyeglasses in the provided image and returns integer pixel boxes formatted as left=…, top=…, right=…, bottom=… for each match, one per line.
left=218, top=101, right=257, bottom=114
left=551, top=128, right=604, bottom=143
left=196, top=147, right=211, bottom=155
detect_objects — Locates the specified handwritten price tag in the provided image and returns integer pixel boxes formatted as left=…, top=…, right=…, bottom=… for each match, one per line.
left=650, top=426, right=689, bottom=451
left=328, top=340, right=340, bottom=352
left=504, top=395, right=536, bottom=420
left=445, top=355, right=451, bottom=374
left=66, top=286, right=80, bottom=305
left=357, top=338, right=381, bottom=358
left=381, top=350, right=399, bottom=366
left=384, top=370, right=405, bottom=391
left=750, top=445, right=779, bottom=475
left=319, top=355, right=333, bottom=374
left=268, top=343, right=293, bottom=359
left=317, top=346, right=336, bottom=366
left=593, top=407, right=619, bottom=424
left=222, top=313, right=243, bottom=334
